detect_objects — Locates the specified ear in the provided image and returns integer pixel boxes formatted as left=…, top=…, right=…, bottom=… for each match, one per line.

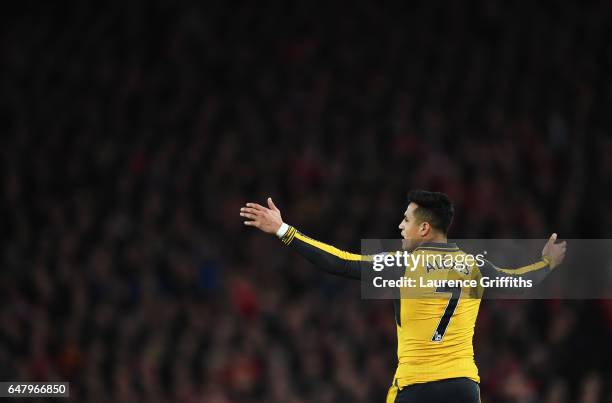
left=420, top=222, right=431, bottom=237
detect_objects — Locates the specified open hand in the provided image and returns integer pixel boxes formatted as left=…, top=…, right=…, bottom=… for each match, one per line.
left=240, top=197, right=284, bottom=234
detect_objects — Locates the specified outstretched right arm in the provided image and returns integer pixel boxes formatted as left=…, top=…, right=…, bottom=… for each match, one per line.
left=240, top=198, right=370, bottom=280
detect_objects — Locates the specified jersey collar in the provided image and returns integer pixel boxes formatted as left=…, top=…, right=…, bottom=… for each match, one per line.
left=415, top=242, right=459, bottom=251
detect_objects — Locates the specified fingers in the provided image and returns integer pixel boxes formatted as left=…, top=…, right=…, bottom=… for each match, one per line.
left=240, top=208, right=260, bottom=224
left=240, top=211, right=257, bottom=220
left=240, top=205, right=263, bottom=228
left=547, top=233, right=568, bottom=247
left=267, top=197, right=279, bottom=212
left=553, top=238, right=567, bottom=250
left=241, top=209, right=259, bottom=226
left=245, top=202, right=267, bottom=212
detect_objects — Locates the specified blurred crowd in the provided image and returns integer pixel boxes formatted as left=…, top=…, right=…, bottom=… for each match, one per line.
left=2, top=0, right=612, bottom=402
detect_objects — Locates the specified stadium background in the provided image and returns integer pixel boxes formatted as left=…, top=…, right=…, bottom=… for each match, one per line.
left=2, top=0, right=612, bottom=402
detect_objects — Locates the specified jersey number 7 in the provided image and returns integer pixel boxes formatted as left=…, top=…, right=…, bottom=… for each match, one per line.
left=432, top=285, right=462, bottom=342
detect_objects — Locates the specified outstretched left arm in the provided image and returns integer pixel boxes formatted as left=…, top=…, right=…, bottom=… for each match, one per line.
left=478, top=233, right=566, bottom=290
left=240, top=197, right=372, bottom=280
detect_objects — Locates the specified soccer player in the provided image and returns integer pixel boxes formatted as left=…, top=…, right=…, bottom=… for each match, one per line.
left=240, top=190, right=566, bottom=403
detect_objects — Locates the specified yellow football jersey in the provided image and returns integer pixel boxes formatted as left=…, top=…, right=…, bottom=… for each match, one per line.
left=392, top=243, right=481, bottom=388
